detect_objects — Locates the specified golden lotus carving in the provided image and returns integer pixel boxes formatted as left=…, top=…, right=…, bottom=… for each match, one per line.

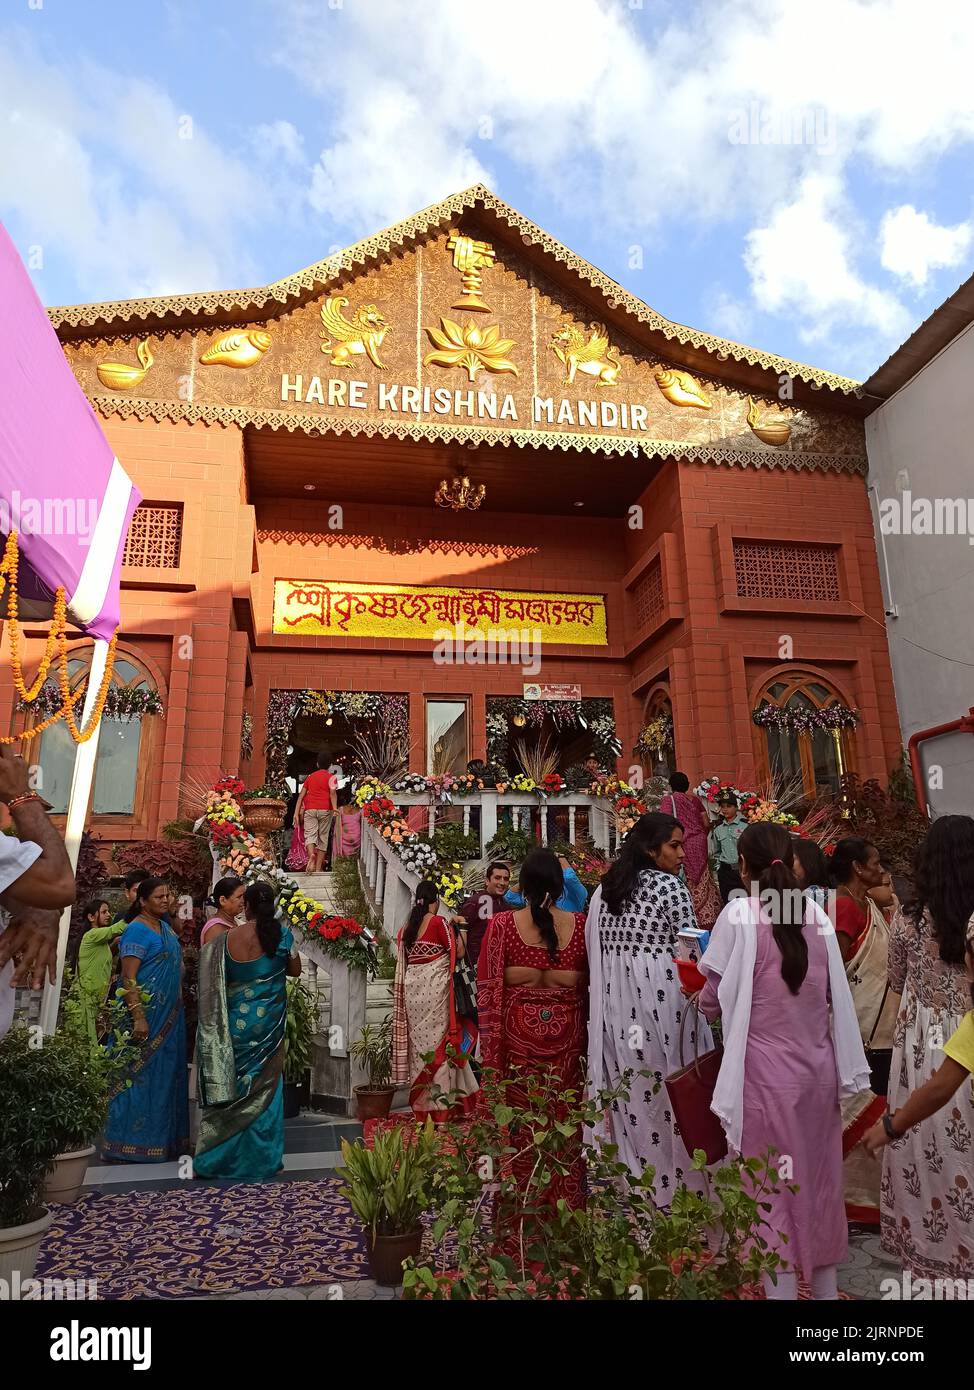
left=747, top=397, right=792, bottom=445
left=423, top=318, right=518, bottom=381
left=447, top=231, right=495, bottom=312
left=96, top=338, right=153, bottom=391
left=654, top=368, right=711, bottom=410
left=200, top=329, right=271, bottom=368
left=550, top=323, right=621, bottom=387
left=319, top=296, right=389, bottom=368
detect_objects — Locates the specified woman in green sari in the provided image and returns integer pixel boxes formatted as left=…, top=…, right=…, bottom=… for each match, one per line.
left=195, top=881, right=302, bottom=1181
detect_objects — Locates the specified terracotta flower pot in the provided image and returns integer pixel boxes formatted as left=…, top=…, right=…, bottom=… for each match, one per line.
left=0, top=1208, right=54, bottom=1285
left=354, top=1085, right=396, bottom=1121
left=42, top=1145, right=95, bottom=1206
left=242, top=798, right=286, bottom=833
left=367, top=1228, right=423, bottom=1286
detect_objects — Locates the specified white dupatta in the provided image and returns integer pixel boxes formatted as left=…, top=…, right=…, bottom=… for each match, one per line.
left=699, top=893, right=871, bottom=1155
left=584, top=885, right=611, bottom=1145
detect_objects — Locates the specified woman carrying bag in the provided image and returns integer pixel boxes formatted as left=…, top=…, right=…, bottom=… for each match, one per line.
left=697, top=823, right=870, bottom=1301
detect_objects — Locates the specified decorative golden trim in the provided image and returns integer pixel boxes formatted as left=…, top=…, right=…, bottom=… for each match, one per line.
left=87, top=391, right=867, bottom=473
left=49, top=184, right=862, bottom=395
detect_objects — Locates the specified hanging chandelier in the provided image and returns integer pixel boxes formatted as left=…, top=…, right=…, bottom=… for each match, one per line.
left=435, top=473, right=485, bottom=511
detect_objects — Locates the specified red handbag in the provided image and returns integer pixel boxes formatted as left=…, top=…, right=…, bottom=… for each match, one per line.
left=664, top=998, right=728, bottom=1166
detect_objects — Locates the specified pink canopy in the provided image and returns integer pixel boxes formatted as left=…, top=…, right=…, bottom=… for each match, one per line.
left=0, top=223, right=140, bottom=639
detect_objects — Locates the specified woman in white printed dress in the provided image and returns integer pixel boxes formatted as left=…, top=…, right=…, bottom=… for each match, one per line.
left=586, top=811, right=712, bottom=1202
left=880, top=815, right=974, bottom=1280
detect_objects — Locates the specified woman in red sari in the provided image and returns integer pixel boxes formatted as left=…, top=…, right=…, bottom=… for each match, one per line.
left=477, top=849, right=589, bottom=1254
left=392, top=880, right=478, bottom=1121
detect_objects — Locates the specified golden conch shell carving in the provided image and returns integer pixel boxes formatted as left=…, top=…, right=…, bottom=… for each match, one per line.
left=200, top=330, right=271, bottom=368
left=319, top=296, right=389, bottom=368
left=447, top=231, right=496, bottom=312
left=550, top=323, right=621, bottom=386
left=423, top=318, right=518, bottom=382
left=654, top=367, right=711, bottom=410
left=96, top=338, right=153, bottom=391
left=746, top=397, right=792, bottom=445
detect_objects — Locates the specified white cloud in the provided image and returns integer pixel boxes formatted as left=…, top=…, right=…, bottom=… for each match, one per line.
left=254, top=120, right=305, bottom=165
left=0, top=31, right=263, bottom=303
left=743, top=173, right=911, bottom=344
left=879, top=205, right=972, bottom=288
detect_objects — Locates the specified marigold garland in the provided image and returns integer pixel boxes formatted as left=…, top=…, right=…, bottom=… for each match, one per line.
left=0, top=531, right=117, bottom=744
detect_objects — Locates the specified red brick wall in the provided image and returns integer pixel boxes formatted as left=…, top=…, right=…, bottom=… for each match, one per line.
left=1, top=414, right=903, bottom=844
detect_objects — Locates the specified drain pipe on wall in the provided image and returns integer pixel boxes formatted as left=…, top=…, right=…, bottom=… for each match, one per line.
left=908, top=708, right=974, bottom=817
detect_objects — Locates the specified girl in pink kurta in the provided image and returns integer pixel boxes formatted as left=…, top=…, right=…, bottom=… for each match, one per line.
left=698, top=822, right=870, bottom=1300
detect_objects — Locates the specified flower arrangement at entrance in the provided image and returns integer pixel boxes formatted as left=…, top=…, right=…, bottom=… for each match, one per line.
left=485, top=695, right=621, bottom=768
left=200, top=780, right=372, bottom=971
left=589, top=776, right=647, bottom=836
left=693, top=777, right=758, bottom=819
left=634, top=714, right=674, bottom=760
left=752, top=702, right=859, bottom=735
left=263, top=689, right=409, bottom=783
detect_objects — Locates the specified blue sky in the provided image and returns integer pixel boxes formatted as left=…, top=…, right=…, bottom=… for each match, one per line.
left=2, top=0, right=974, bottom=380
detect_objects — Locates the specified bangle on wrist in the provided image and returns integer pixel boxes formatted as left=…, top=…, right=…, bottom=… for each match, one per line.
left=882, top=1111, right=902, bottom=1140
left=7, top=792, right=42, bottom=811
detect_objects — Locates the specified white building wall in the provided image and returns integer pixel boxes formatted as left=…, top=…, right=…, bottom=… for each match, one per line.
left=864, top=321, right=974, bottom=815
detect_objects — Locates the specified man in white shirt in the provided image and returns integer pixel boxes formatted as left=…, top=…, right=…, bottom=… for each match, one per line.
left=0, top=745, right=77, bottom=1037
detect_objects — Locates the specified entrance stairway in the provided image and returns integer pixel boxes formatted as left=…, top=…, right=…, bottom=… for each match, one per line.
left=289, top=872, right=393, bottom=1028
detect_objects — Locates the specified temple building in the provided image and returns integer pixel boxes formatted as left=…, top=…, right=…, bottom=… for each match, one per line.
left=1, top=186, right=903, bottom=849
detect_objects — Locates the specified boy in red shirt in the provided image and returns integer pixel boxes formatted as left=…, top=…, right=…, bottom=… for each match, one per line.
left=294, top=750, right=338, bottom=872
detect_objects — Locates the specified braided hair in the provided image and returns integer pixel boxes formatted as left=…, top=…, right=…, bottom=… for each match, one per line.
left=244, top=880, right=281, bottom=958
left=517, top=849, right=564, bottom=961
left=402, top=880, right=440, bottom=952
left=738, top=823, right=808, bottom=994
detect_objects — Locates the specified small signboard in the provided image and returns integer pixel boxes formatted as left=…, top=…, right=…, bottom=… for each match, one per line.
left=523, top=683, right=582, bottom=701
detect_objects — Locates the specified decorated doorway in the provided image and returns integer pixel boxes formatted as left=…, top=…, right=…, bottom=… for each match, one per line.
left=264, top=689, right=410, bottom=789
left=485, top=695, right=620, bottom=786
left=751, top=671, right=859, bottom=799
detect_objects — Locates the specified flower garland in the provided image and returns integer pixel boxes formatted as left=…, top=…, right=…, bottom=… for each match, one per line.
left=240, top=711, right=253, bottom=763
left=201, top=784, right=371, bottom=971
left=634, top=714, right=674, bottom=759
left=485, top=695, right=620, bottom=767
left=752, top=703, right=859, bottom=735
left=18, top=678, right=161, bottom=723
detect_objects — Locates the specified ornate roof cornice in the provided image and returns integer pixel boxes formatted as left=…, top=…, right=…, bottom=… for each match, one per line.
left=87, top=390, right=865, bottom=474
left=49, top=184, right=862, bottom=398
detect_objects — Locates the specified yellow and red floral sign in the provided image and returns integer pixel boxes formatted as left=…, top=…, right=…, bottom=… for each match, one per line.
left=272, top=579, right=607, bottom=645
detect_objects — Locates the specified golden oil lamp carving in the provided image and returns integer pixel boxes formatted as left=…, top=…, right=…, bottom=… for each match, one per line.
left=200, top=329, right=272, bottom=368
left=654, top=367, right=711, bottom=409
left=423, top=318, right=518, bottom=381
left=319, top=296, right=389, bottom=368
left=447, top=232, right=495, bottom=312
left=746, top=396, right=792, bottom=445
left=96, top=338, right=154, bottom=391
left=435, top=474, right=486, bottom=511
left=550, top=323, right=621, bottom=387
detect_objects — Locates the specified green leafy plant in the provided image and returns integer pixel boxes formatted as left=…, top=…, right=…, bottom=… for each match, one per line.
left=339, top=1120, right=437, bottom=1239
left=485, top=825, right=534, bottom=864
left=284, top=975, right=319, bottom=1084
left=835, top=770, right=929, bottom=878
left=242, top=783, right=289, bottom=801
left=349, top=1020, right=393, bottom=1089
left=401, top=1068, right=785, bottom=1301
left=423, top=823, right=481, bottom=864
left=0, top=1019, right=140, bottom=1226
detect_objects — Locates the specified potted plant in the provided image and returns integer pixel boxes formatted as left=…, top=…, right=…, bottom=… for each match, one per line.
left=242, top=783, right=289, bottom=834
left=284, top=975, right=318, bottom=1118
left=0, top=1021, right=120, bottom=1278
left=349, top=1019, right=396, bottom=1120
left=338, top=1121, right=435, bottom=1285
left=42, top=979, right=142, bottom=1206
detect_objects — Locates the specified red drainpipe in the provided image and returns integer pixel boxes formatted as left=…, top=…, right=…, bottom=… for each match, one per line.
left=908, top=707, right=974, bottom=817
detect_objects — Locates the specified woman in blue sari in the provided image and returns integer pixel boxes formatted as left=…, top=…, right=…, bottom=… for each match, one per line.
left=104, top=878, right=190, bottom=1162
left=194, top=881, right=302, bottom=1182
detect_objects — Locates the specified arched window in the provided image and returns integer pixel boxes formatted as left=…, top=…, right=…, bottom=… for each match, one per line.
left=35, top=652, right=162, bottom=816
left=752, top=671, right=856, bottom=799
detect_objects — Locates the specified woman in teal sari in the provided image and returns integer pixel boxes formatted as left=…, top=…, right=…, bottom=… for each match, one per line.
left=104, top=878, right=190, bottom=1162
left=194, top=881, right=302, bottom=1182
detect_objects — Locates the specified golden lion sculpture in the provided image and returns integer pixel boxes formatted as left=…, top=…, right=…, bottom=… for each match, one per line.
left=550, top=323, right=621, bottom=387
left=319, top=296, right=389, bottom=368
